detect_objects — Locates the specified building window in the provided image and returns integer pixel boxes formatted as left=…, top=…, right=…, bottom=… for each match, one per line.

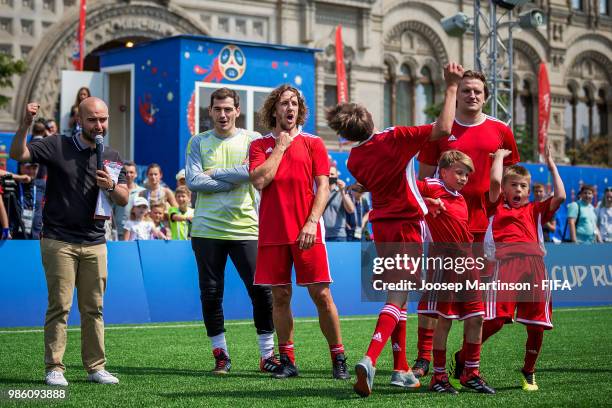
left=20, top=45, right=32, bottom=58
left=396, top=64, right=414, bottom=126
left=383, top=62, right=393, bottom=128
left=571, top=0, right=583, bottom=11
left=22, top=0, right=33, bottom=9
left=0, top=0, right=14, bottom=7
left=597, top=89, right=608, bottom=136
left=600, top=0, right=609, bottom=15
left=21, top=19, right=33, bottom=36
left=217, top=17, right=229, bottom=33
left=235, top=19, right=246, bottom=36
left=43, top=0, right=54, bottom=11
left=196, top=82, right=274, bottom=135
left=0, top=17, right=12, bottom=34
left=253, top=21, right=264, bottom=37
left=0, top=44, right=12, bottom=55
left=324, top=85, right=338, bottom=110
left=416, top=66, right=435, bottom=123
left=63, top=0, right=75, bottom=6
left=383, top=62, right=440, bottom=127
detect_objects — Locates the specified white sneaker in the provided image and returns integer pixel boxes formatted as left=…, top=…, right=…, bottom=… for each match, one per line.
left=87, top=370, right=119, bottom=384
left=45, top=370, right=68, bottom=387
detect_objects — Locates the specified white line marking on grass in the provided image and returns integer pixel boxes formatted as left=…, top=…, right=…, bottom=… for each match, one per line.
left=0, top=306, right=609, bottom=335
left=0, top=316, right=379, bottom=334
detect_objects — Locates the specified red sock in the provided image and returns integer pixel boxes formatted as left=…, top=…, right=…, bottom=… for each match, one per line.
left=432, top=349, right=447, bottom=379
left=482, top=318, right=505, bottom=344
left=391, top=309, right=409, bottom=371
left=330, top=344, right=345, bottom=361
left=365, top=304, right=400, bottom=367
left=523, top=326, right=544, bottom=374
left=461, top=342, right=482, bottom=381
left=417, top=327, right=434, bottom=361
left=279, top=341, right=295, bottom=364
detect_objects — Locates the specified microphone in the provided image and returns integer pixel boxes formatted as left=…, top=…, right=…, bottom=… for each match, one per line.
left=95, top=135, right=104, bottom=171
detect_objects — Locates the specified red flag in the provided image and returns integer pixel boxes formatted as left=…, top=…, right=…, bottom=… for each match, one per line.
left=537, top=61, right=551, bottom=160
left=335, top=25, right=348, bottom=104
left=72, top=0, right=87, bottom=71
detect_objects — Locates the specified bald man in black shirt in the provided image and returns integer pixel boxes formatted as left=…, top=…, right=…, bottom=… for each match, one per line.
left=10, top=98, right=128, bottom=386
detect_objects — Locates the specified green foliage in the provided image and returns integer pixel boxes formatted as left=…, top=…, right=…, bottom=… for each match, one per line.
left=423, top=102, right=443, bottom=122
left=0, top=53, right=27, bottom=109
left=567, top=136, right=610, bottom=167
left=513, top=124, right=536, bottom=163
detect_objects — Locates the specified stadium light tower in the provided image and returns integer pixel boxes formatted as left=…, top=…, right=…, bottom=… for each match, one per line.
left=441, top=0, right=545, bottom=126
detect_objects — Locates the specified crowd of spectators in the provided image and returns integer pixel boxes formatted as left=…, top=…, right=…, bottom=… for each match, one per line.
left=0, top=129, right=611, bottom=244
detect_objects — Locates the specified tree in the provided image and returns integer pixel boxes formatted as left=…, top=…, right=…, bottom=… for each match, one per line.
left=0, top=54, right=27, bottom=109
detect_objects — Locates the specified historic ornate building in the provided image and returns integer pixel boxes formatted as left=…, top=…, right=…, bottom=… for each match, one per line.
left=0, top=0, right=610, bottom=162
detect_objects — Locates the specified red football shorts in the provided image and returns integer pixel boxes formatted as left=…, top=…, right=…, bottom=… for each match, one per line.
left=254, top=243, right=332, bottom=286
left=417, top=250, right=484, bottom=320
left=484, top=255, right=553, bottom=329
left=371, top=219, right=426, bottom=285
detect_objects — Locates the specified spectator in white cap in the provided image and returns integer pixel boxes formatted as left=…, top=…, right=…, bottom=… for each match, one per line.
left=176, top=169, right=186, bottom=187
left=123, top=196, right=167, bottom=241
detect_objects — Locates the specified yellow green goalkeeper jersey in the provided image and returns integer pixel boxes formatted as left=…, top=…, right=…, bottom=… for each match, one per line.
left=185, top=128, right=259, bottom=240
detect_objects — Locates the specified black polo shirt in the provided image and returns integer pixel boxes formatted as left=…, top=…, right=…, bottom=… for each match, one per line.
left=28, top=134, right=127, bottom=244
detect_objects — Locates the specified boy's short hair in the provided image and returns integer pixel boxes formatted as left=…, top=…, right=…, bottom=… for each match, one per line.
left=175, top=185, right=191, bottom=196
left=438, top=150, right=474, bottom=173
left=150, top=203, right=165, bottom=211
left=210, top=87, right=240, bottom=108
left=532, top=183, right=545, bottom=190
left=326, top=103, right=374, bottom=142
left=503, top=165, right=531, bottom=184
left=579, top=184, right=594, bottom=195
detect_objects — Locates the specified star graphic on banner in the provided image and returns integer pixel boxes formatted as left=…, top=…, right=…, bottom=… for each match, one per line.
left=197, top=45, right=204, bottom=52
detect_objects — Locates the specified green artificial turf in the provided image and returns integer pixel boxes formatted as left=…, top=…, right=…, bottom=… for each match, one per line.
left=1, top=306, right=611, bottom=407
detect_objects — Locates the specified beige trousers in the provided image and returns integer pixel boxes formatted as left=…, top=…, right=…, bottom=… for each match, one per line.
left=40, top=238, right=107, bottom=374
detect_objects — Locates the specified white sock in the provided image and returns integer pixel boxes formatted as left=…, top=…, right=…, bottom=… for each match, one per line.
left=210, top=333, right=228, bottom=356
left=258, top=333, right=275, bottom=359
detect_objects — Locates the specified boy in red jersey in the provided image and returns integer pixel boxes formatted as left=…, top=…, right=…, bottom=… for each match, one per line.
left=415, top=150, right=494, bottom=394
left=249, top=85, right=349, bottom=380
left=326, top=62, right=465, bottom=397
left=415, top=70, right=520, bottom=379
left=480, top=144, right=565, bottom=391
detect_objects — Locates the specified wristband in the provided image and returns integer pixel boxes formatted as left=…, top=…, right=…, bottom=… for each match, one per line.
left=1, top=228, right=9, bottom=239
left=106, top=180, right=116, bottom=192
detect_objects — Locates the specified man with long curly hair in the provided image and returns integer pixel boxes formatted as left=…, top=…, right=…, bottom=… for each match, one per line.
left=248, top=85, right=349, bottom=380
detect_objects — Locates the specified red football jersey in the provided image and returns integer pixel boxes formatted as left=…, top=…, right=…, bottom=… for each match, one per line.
left=417, top=178, right=473, bottom=243
left=347, top=125, right=434, bottom=222
left=418, top=116, right=520, bottom=233
left=249, top=132, right=330, bottom=245
left=487, top=197, right=559, bottom=258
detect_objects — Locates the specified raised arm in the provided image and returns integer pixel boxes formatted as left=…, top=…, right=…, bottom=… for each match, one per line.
left=297, top=174, right=330, bottom=250
left=544, top=143, right=566, bottom=211
left=489, top=149, right=512, bottom=203
left=337, top=180, right=355, bottom=214
left=249, top=131, right=292, bottom=190
left=185, top=136, right=236, bottom=193
left=430, top=63, right=464, bottom=141
left=9, top=103, right=38, bottom=162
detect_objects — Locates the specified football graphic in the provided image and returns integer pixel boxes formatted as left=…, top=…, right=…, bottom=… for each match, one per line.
left=218, top=45, right=246, bottom=81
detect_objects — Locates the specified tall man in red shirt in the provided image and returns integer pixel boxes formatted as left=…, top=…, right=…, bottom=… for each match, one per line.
left=249, top=85, right=349, bottom=380
left=414, top=71, right=520, bottom=378
left=326, top=62, right=465, bottom=397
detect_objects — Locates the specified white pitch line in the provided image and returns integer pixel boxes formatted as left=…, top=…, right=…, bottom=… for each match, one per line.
left=0, top=316, right=379, bottom=335
left=0, top=306, right=609, bottom=335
